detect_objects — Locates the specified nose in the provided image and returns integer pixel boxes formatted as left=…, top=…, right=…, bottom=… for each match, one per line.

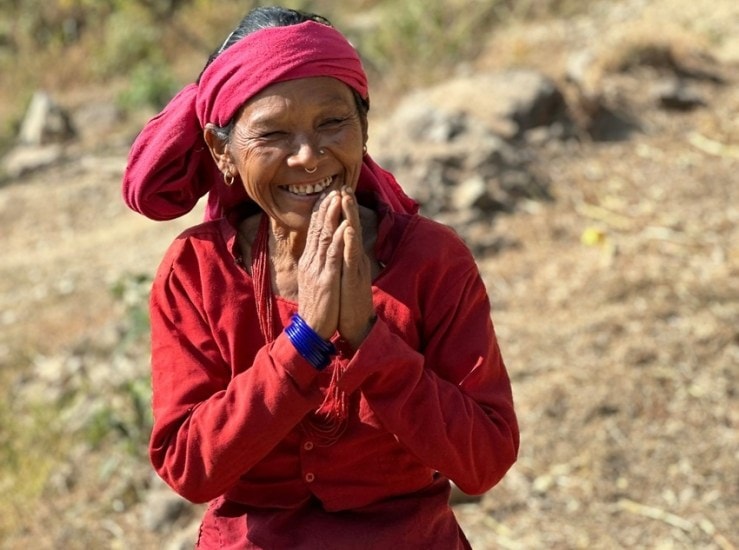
left=287, top=135, right=323, bottom=171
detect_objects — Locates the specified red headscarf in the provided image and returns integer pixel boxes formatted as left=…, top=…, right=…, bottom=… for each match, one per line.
left=122, top=20, right=418, bottom=221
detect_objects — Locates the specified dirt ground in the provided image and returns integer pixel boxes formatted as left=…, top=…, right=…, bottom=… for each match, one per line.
left=1, top=0, right=737, bottom=548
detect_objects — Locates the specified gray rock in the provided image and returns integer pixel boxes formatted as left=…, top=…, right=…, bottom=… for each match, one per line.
left=400, top=70, right=568, bottom=139
left=389, top=103, right=468, bottom=143
left=1, top=144, right=65, bottom=179
left=654, top=79, right=706, bottom=110
left=453, top=176, right=489, bottom=211
left=73, top=101, right=122, bottom=136
left=373, top=102, right=549, bottom=220
left=18, top=91, right=75, bottom=146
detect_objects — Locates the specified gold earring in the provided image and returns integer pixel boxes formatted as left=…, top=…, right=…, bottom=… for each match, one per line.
left=362, top=144, right=368, bottom=155
left=223, top=172, right=234, bottom=186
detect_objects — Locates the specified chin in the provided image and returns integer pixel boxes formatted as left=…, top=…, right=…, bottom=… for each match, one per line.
left=275, top=212, right=312, bottom=233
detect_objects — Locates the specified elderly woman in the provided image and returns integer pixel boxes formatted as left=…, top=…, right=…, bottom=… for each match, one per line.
left=123, top=6, right=518, bottom=549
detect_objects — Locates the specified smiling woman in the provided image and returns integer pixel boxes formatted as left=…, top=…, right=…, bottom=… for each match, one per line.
left=121, top=6, right=518, bottom=549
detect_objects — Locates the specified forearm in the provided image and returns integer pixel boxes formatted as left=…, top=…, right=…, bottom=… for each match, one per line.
left=337, top=318, right=519, bottom=494
left=150, top=332, right=324, bottom=503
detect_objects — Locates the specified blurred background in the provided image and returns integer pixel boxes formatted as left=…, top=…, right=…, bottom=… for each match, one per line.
left=0, top=0, right=737, bottom=548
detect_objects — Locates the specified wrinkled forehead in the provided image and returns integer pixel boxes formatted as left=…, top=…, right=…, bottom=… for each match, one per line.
left=243, top=77, right=357, bottom=112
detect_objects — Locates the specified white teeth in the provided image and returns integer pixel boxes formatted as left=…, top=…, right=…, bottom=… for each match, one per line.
left=286, top=176, right=332, bottom=196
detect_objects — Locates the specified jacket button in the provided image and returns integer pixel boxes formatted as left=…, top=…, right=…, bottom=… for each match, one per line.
left=303, top=441, right=314, bottom=451
left=305, top=473, right=315, bottom=483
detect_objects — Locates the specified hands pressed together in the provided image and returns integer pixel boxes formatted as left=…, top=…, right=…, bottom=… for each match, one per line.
left=297, top=187, right=375, bottom=350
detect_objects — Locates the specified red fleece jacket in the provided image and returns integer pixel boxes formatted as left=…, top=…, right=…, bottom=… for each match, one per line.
left=148, top=204, right=519, bottom=548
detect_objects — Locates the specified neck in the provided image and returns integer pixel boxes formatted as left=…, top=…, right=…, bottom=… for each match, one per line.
left=269, top=220, right=307, bottom=265
left=258, top=217, right=305, bottom=302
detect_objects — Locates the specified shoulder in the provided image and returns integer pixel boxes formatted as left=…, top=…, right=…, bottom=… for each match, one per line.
left=411, top=215, right=469, bottom=246
left=401, top=214, right=476, bottom=266
left=155, top=219, right=230, bottom=276
left=375, top=211, right=479, bottom=287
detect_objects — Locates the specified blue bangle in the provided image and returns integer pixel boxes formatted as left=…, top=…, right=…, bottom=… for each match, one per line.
left=285, top=314, right=336, bottom=371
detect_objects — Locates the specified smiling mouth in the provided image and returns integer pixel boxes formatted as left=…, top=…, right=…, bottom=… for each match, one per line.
left=283, top=176, right=334, bottom=196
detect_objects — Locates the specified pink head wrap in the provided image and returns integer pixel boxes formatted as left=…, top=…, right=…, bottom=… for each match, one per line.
left=122, top=20, right=417, bottom=221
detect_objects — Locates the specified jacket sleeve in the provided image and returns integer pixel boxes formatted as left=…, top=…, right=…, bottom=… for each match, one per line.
left=337, top=234, right=519, bottom=495
left=147, top=239, right=324, bottom=503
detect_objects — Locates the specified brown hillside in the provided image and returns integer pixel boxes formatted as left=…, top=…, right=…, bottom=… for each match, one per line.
left=0, top=0, right=736, bottom=548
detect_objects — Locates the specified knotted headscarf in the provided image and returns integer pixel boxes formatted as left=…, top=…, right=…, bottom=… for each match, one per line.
left=122, top=20, right=418, bottom=221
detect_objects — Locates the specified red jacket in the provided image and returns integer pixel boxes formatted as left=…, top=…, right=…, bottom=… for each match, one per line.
left=149, top=204, right=519, bottom=548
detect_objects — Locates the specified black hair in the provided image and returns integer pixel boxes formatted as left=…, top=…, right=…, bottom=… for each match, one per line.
left=201, top=6, right=368, bottom=142
left=201, top=7, right=333, bottom=76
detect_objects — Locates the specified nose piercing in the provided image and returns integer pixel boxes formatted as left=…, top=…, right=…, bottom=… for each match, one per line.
left=304, top=148, right=324, bottom=172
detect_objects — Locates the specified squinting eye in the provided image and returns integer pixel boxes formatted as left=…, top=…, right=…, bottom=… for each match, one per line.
left=260, top=131, right=287, bottom=140
left=320, top=118, right=346, bottom=127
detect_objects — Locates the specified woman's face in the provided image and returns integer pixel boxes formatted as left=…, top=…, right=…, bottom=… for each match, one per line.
left=223, top=77, right=366, bottom=232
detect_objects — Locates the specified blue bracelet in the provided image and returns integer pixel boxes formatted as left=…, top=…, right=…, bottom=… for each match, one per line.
left=285, top=314, right=336, bottom=371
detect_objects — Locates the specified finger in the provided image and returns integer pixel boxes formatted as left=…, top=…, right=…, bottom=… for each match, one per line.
left=317, top=193, right=343, bottom=260
left=306, top=191, right=330, bottom=246
left=306, top=191, right=340, bottom=262
left=297, top=215, right=346, bottom=338
left=329, top=220, right=349, bottom=265
left=340, top=189, right=365, bottom=269
left=339, top=223, right=375, bottom=349
left=341, top=187, right=362, bottom=234
left=342, top=225, right=362, bottom=269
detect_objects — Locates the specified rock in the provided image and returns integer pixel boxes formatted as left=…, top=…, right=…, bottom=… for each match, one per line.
left=453, top=176, right=489, bottom=211
left=1, top=144, right=65, bottom=179
left=391, top=102, right=467, bottom=143
left=400, top=70, right=569, bottom=139
left=654, top=79, right=706, bottom=110
left=372, top=98, right=550, bottom=225
left=72, top=101, right=124, bottom=146
left=18, top=90, right=75, bottom=146
left=566, top=50, right=599, bottom=96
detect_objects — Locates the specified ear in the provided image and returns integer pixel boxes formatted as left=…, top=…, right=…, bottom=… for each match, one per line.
left=203, top=124, right=235, bottom=175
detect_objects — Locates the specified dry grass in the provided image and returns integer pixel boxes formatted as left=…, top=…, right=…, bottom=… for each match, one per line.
left=1, top=0, right=737, bottom=547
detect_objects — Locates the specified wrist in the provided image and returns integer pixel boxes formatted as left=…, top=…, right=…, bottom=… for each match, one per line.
left=342, top=315, right=377, bottom=352
left=285, top=314, right=337, bottom=371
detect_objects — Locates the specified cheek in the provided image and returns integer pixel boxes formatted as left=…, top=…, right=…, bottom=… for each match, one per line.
left=234, top=145, right=275, bottom=176
left=329, top=127, right=364, bottom=160
left=236, top=151, right=280, bottom=198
